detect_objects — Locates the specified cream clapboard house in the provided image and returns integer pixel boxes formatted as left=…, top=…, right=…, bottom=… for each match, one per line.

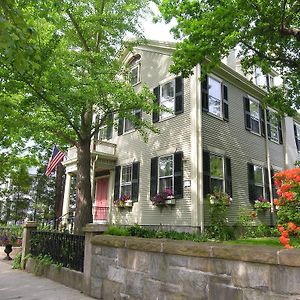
left=61, top=40, right=300, bottom=232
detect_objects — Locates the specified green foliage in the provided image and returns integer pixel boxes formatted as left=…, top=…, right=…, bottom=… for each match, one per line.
left=12, top=252, right=22, bottom=269
left=106, top=224, right=209, bottom=242
left=33, top=254, right=54, bottom=275
left=205, top=191, right=233, bottom=241
left=159, top=0, right=300, bottom=112
left=0, top=225, right=23, bottom=246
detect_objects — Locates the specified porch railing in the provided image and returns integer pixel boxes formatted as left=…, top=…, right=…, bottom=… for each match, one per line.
left=93, top=206, right=109, bottom=221
left=30, top=231, right=85, bottom=272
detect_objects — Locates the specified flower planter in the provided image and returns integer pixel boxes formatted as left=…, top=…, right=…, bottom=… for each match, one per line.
left=165, top=198, right=176, bottom=205
left=125, top=201, right=133, bottom=207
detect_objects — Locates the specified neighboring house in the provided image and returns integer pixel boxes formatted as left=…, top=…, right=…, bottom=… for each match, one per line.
left=61, top=40, right=300, bottom=232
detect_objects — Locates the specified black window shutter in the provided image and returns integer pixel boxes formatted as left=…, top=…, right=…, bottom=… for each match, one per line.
left=175, top=76, right=184, bottom=115
left=173, top=151, right=183, bottom=199
left=225, top=157, right=232, bottom=197
left=271, top=168, right=276, bottom=198
left=106, top=113, right=113, bottom=140
left=294, top=124, right=299, bottom=151
left=152, top=86, right=160, bottom=123
left=131, top=162, right=140, bottom=202
left=260, top=105, right=266, bottom=137
left=278, top=117, right=283, bottom=144
left=244, top=97, right=251, bottom=131
left=264, top=167, right=270, bottom=201
left=222, top=85, right=229, bottom=121
left=114, top=166, right=121, bottom=200
left=266, top=109, right=271, bottom=139
left=118, top=117, right=124, bottom=136
left=202, top=75, right=209, bottom=112
left=247, top=163, right=255, bottom=203
left=150, top=157, right=158, bottom=198
left=203, top=150, right=211, bottom=197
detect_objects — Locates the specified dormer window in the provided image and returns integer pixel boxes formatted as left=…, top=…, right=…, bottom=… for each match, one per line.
left=129, top=54, right=141, bottom=85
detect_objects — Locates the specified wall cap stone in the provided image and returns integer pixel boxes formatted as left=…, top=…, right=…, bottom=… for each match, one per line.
left=91, top=235, right=300, bottom=267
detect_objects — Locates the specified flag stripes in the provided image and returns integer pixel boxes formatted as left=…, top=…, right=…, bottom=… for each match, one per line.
left=46, top=146, right=65, bottom=176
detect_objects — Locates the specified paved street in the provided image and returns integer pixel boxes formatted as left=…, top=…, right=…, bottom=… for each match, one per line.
left=0, top=258, right=95, bottom=300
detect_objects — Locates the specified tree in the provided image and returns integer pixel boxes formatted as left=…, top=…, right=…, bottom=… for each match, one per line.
left=159, top=0, right=300, bottom=113
left=0, top=0, right=158, bottom=232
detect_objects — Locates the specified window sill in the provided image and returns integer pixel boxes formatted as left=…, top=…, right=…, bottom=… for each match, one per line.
left=132, top=80, right=141, bottom=87
left=122, top=129, right=136, bottom=136
left=159, top=114, right=177, bottom=123
left=205, top=112, right=225, bottom=122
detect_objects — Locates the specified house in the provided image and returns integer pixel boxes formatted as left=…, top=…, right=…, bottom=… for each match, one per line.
left=61, top=40, right=300, bottom=232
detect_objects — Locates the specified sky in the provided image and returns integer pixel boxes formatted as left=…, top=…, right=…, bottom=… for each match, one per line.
left=140, top=3, right=176, bottom=42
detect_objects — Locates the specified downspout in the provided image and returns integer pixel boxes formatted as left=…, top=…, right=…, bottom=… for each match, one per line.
left=196, top=64, right=204, bottom=233
left=264, top=79, right=274, bottom=225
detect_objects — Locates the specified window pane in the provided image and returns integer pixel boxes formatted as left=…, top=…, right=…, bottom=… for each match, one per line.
left=250, top=100, right=259, bottom=120
left=161, top=81, right=175, bottom=99
left=159, top=156, right=173, bottom=177
left=254, top=165, right=263, bottom=185
left=210, top=155, right=223, bottom=179
left=211, top=178, right=223, bottom=192
left=254, top=186, right=264, bottom=200
left=208, top=96, right=221, bottom=117
left=159, top=177, right=173, bottom=193
left=208, top=77, right=221, bottom=100
left=251, top=119, right=260, bottom=134
left=131, top=66, right=139, bottom=85
left=122, top=165, right=132, bottom=184
left=297, top=125, right=300, bottom=139
left=121, top=185, right=131, bottom=197
left=124, top=118, right=134, bottom=132
left=97, top=126, right=107, bottom=140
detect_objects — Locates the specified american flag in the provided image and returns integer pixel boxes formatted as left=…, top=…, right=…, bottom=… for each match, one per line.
left=45, top=146, right=65, bottom=176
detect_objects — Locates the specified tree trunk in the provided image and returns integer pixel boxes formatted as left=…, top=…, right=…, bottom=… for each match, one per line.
left=54, top=162, right=65, bottom=228
left=74, top=138, right=93, bottom=234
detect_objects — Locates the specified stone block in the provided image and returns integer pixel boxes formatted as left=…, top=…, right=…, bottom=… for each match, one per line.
left=91, top=256, right=117, bottom=279
left=125, top=237, right=162, bottom=253
left=166, top=266, right=208, bottom=298
left=208, top=283, right=243, bottom=300
left=102, top=279, right=124, bottom=300
left=232, top=261, right=270, bottom=289
left=124, top=249, right=151, bottom=273
left=278, top=249, right=300, bottom=267
left=243, top=289, right=292, bottom=300
left=91, top=235, right=126, bottom=248
left=107, top=266, right=126, bottom=284
left=163, top=240, right=212, bottom=258
left=93, top=246, right=102, bottom=255
left=188, top=256, right=210, bottom=272
left=101, top=246, right=118, bottom=258
left=124, top=270, right=144, bottom=298
left=208, top=258, right=236, bottom=276
left=166, top=254, right=190, bottom=268
left=90, top=276, right=102, bottom=299
left=211, top=245, right=278, bottom=264
left=143, top=278, right=183, bottom=300
left=270, top=265, right=300, bottom=295
left=149, top=253, right=168, bottom=281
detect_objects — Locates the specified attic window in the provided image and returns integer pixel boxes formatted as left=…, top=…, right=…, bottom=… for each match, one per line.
left=129, top=54, right=141, bottom=85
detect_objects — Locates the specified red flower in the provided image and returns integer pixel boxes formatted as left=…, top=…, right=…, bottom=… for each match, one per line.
left=281, top=230, right=289, bottom=238
left=288, top=222, right=297, bottom=232
left=279, top=236, right=290, bottom=245
left=280, top=184, right=291, bottom=193
left=284, top=244, right=293, bottom=249
left=283, top=192, right=294, bottom=201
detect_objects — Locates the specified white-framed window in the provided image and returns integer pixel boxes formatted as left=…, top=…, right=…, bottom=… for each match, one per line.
left=158, top=155, right=174, bottom=193
left=129, top=55, right=141, bottom=85
left=208, top=76, right=222, bottom=118
left=120, top=165, right=132, bottom=197
left=96, top=126, right=108, bottom=141
left=210, top=154, right=225, bottom=192
left=268, top=109, right=279, bottom=143
left=294, top=122, right=300, bottom=152
left=253, top=165, right=264, bottom=199
left=249, top=99, right=261, bottom=134
left=160, top=80, right=175, bottom=120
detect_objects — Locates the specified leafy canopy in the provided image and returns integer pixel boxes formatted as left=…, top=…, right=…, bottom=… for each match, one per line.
left=159, top=0, right=300, bottom=114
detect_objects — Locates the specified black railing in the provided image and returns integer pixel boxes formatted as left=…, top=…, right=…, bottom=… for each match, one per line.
left=93, top=206, right=109, bottom=221
left=30, top=231, right=85, bottom=272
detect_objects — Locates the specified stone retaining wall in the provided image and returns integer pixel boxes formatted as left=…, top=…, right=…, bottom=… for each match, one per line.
left=89, top=235, right=300, bottom=300
left=25, top=258, right=84, bottom=292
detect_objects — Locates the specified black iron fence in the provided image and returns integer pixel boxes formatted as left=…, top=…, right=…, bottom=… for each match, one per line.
left=30, top=231, right=85, bottom=272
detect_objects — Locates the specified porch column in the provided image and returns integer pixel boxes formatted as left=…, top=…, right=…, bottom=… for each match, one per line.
left=62, top=173, right=72, bottom=224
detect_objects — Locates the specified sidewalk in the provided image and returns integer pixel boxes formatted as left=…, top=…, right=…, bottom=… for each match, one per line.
left=0, top=259, right=95, bottom=300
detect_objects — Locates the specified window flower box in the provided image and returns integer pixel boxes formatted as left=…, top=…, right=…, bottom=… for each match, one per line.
left=151, top=188, right=175, bottom=207
left=114, top=195, right=132, bottom=208
left=165, top=198, right=175, bottom=205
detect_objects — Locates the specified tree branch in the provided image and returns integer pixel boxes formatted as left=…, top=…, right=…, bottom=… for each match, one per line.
left=66, top=8, right=90, bottom=52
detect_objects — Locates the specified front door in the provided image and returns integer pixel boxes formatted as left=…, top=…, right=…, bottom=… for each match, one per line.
left=94, top=178, right=109, bottom=221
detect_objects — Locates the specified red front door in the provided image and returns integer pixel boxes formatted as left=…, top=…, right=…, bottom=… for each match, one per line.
left=94, top=178, right=109, bottom=221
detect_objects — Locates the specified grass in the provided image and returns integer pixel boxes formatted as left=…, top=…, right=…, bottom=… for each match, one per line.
left=225, top=237, right=281, bottom=247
